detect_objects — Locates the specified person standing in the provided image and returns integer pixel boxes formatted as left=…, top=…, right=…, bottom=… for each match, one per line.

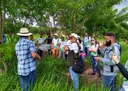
left=83, top=33, right=91, bottom=56
left=36, top=33, right=45, bottom=57
left=51, top=33, right=61, bottom=58
left=88, top=37, right=101, bottom=77
left=65, top=33, right=79, bottom=91
left=45, top=33, right=53, bottom=55
left=95, top=33, right=121, bottom=91
left=15, top=28, right=41, bottom=91
left=65, top=35, right=71, bottom=60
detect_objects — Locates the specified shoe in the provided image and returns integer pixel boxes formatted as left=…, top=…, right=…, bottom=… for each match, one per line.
left=98, top=75, right=101, bottom=78
left=91, top=73, right=95, bottom=75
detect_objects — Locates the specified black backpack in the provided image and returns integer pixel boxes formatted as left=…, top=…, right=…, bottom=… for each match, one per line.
left=71, top=43, right=85, bottom=74
left=72, top=56, right=84, bottom=74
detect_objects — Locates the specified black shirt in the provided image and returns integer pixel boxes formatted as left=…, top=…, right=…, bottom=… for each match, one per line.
left=46, top=36, right=53, bottom=44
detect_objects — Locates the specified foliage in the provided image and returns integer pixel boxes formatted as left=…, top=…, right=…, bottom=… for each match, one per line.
left=0, top=0, right=127, bottom=39
left=0, top=39, right=128, bottom=91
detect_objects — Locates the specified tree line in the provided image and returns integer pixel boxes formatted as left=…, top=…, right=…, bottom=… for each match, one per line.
left=0, top=0, right=128, bottom=43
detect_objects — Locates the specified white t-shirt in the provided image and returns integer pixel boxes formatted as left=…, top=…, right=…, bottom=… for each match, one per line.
left=89, top=44, right=99, bottom=56
left=52, top=38, right=61, bottom=48
left=68, top=43, right=79, bottom=53
left=60, top=41, right=66, bottom=48
left=83, top=36, right=91, bottom=47
left=66, top=40, right=71, bottom=46
left=80, top=42, right=84, bottom=51
left=37, top=38, right=45, bottom=45
left=59, top=40, right=66, bottom=51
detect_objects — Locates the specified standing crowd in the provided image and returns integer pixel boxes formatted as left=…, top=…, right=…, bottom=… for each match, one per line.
left=15, top=28, right=128, bottom=91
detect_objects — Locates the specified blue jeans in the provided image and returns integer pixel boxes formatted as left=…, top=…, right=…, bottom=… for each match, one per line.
left=84, top=47, right=89, bottom=56
left=20, top=70, right=36, bottom=91
left=102, top=75, right=116, bottom=91
left=69, top=67, right=79, bottom=91
left=90, top=56, right=101, bottom=76
left=118, top=87, right=125, bottom=91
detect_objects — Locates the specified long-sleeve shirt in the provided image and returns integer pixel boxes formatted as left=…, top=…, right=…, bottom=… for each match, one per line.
left=100, top=43, right=120, bottom=76
left=116, top=63, right=128, bottom=80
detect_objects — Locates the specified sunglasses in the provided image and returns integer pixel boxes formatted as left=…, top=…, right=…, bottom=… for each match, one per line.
left=91, top=40, right=95, bottom=41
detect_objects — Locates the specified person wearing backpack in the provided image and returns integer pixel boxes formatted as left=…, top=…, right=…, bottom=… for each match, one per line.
left=64, top=33, right=80, bottom=91
left=94, top=33, right=121, bottom=91
left=88, top=37, right=101, bottom=77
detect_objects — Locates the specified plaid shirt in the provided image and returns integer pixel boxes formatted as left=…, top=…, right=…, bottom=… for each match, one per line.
left=15, top=37, right=36, bottom=76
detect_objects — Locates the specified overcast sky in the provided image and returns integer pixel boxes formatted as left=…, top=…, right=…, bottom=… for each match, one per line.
left=114, top=0, right=128, bottom=12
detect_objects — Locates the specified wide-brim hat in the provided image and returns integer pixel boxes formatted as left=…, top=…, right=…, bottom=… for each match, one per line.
left=17, top=28, right=32, bottom=36
left=70, top=33, right=79, bottom=39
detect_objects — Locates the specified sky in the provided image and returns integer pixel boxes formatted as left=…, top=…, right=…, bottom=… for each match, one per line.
left=114, top=0, right=128, bottom=12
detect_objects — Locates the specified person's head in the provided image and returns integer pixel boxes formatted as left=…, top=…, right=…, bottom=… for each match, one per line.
left=39, top=33, right=43, bottom=38
left=47, top=33, right=51, bottom=37
left=104, top=32, right=116, bottom=46
left=70, top=33, right=78, bottom=43
left=66, top=35, right=70, bottom=40
left=85, top=33, right=88, bottom=37
left=91, top=37, right=97, bottom=45
left=30, top=35, right=34, bottom=40
left=17, top=28, right=32, bottom=39
left=61, top=35, right=65, bottom=41
left=54, top=33, right=58, bottom=39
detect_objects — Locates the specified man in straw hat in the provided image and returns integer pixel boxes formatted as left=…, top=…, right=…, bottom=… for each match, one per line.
left=15, top=28, right=41, bottom=91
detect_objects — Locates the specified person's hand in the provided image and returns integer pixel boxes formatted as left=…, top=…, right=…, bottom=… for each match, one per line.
left=111, top=54, right=119, bottom=64
left=94, top=57, right=101, bottom=62
left=64, top=45, right=68, bottom=51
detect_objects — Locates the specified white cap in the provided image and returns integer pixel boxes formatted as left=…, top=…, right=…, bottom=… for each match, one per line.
left=62, top=35, right=65, bottom=37
left=70, top=33, right=79, bottom=39
left=54, top=33, right=58, bottom=36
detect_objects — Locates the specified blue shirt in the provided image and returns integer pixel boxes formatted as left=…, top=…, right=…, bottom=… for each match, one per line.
left=15, top=37, right=37, bottom=76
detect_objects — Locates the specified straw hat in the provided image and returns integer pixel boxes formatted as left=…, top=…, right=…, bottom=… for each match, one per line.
left=17, top=28, right=32, bottom=36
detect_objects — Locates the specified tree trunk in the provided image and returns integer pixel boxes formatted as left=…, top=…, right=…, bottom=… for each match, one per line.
left=0, top=2, right=3, bottom=44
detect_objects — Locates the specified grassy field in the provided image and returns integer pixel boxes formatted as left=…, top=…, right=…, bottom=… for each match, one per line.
left=0, top=37, right=128, bottom=91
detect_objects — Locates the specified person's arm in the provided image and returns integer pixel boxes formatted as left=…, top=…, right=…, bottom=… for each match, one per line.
left=116, top=63, right=128, bottom=80
left=112, top=54, right=128, bottom=80
left=31, top=52, right=41, bottom=60
left=30, top=41, right=41, bottom=61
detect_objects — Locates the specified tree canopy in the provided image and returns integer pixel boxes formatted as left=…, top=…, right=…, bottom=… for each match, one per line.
left=0, top=0, right=128, bottom=43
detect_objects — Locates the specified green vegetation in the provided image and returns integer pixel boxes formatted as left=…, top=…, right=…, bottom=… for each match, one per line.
left=0, top=40, right=127, bottom=91
left=0, top=0, right=128, bottom=43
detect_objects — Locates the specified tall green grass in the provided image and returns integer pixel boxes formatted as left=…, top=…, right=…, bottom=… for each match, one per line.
left=0, top=41, right=127, bottom=91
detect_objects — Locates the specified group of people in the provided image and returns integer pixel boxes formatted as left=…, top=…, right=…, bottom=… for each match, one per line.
left=15, top=28, right=128, bottom=91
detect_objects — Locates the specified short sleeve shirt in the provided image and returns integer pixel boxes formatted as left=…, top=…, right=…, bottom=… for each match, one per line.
left=68, top=43, right=79, bottom=53
left=37, top=38, right=45, bottom=45
left=15, top=37, right=37, bottom=76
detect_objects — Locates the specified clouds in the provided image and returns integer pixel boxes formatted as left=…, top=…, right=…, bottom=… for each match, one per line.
left=114, top=0, right=128, bottom=12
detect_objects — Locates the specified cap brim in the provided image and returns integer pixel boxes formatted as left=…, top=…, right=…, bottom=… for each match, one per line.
left=17, top=33, right=32, bottom=36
